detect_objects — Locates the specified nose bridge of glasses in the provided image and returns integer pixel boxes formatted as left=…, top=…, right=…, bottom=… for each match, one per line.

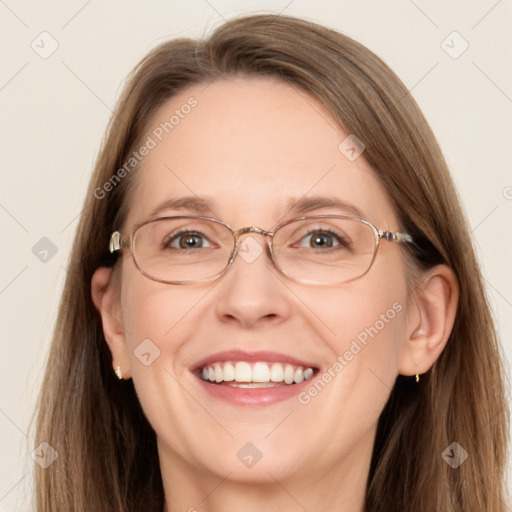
left=230, top=226, right=275, bottom=266
left=233, top=226, right=273, bottom=242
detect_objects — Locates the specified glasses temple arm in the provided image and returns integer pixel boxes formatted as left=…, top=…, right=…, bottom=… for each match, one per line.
left=378, top=230, right=413, bottom=243
left=109, top=231, right=130, bottom=253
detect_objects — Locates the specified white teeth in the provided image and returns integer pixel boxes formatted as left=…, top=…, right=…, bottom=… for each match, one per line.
left=303, top=368, right=314, bottom=380
left=214, top=363, right=223, bottom=383
left=253, top=362, right=271, bottom=382
left=294, top=367, right=304, bottom=384
left=199, top=361, right=316, bottom=385
left=284, top=364, right=295, bottom=384
left=270, top=362, right=284, bottom=382
left=230, top=382, right=277, bottom=388
left=223, top=362, right=235, bottom=382
left=235, top=361, right=252, bottom=382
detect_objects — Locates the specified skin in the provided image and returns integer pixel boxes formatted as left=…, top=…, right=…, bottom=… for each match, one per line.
left=92, top=76, right=458, bottom=512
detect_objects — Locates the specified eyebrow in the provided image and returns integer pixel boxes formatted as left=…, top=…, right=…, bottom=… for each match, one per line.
left=147, top=195, right=365, bottom=220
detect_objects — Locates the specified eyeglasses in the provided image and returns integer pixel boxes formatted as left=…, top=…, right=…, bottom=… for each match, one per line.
left=109, top=215, right=413, bottom=286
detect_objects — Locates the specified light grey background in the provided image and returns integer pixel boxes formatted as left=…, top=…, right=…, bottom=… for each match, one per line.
left=1, top=1, right=511, bottom=509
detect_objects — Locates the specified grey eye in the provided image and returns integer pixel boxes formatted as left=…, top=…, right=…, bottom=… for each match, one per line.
left=165, top=231, right=211, bottom=249
left=297, top=230, right=345, bottom=249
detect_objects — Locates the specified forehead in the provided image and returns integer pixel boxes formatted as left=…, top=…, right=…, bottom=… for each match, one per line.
left=123, top=76, right=397, bottom=230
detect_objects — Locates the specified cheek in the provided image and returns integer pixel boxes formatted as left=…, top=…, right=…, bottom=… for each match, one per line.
left=119, top=275, right=221, bottom=397
left=119, top=281, right=208, bottom=435
left=291, top=279, right=408, bottom=446
left=120, top=270, right=207, bottom=347
left=301, top=274, right=408, bottom=382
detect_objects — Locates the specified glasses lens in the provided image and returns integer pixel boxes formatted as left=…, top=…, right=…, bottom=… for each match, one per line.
left=272, top=217, right=377, bottom=284
left=132, top=218, right=233, bottom=283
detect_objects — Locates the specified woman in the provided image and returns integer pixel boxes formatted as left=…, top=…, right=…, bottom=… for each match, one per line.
left=34, top=13, right=509, bottom=512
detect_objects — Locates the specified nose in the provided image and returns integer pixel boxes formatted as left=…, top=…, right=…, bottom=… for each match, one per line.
left=213, top=233, right=292, bottom=329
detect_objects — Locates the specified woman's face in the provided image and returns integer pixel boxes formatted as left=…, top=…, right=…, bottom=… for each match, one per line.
left=106, top=77, right=413, bottom=486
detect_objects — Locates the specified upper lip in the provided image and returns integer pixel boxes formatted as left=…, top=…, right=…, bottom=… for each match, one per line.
left=191, top=349, right=318, bottom=371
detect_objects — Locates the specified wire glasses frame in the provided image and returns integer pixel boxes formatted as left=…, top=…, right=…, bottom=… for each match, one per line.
left=109, top=215, right=413, bottom=286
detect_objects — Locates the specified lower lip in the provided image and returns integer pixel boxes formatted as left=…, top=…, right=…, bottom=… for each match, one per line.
left=194, top=373, right=315, bottom=406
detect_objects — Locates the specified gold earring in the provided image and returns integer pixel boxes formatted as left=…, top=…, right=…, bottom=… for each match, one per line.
left=415, top=373, right=420, bottom=383
left=114, top=364, right=123, bottom=380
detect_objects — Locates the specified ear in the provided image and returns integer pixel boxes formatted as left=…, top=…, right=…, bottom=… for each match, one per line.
left=91, top=266, right=132, bottom=379
left=398, top=264, right=459, bottom=377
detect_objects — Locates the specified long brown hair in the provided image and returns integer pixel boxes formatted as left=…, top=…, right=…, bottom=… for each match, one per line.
left=33, top=13, right=510, bottom=511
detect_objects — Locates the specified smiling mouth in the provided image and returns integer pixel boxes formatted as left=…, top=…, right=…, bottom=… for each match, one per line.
left=197, top=361, right=318, bottom=387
